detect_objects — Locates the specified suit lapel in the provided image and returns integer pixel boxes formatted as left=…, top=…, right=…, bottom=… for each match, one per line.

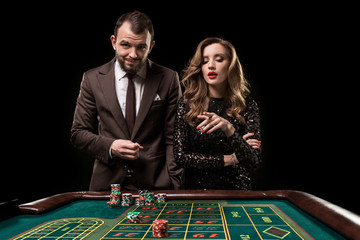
left=132, top=60, right=162, bottom=139
left=97, top=59, right=131, bottom=138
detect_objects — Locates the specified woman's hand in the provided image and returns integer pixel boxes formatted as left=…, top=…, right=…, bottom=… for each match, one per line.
left=196, top=112, right=235, bottom=137
left=243, top=132, right=261, bottom=149
left=224, top=134, right=260, bottom=167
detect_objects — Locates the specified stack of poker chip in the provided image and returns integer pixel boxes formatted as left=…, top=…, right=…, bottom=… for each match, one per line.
left=138, top=189, right=148, bottom=198
left=135, top=189, right=147, bottom=206
left=127, top=211, right=142, bottom=223
left=152, top=219, right=169, bottom=237
left=121, top=193, right=133, bottom=206
left=156, top=193, right=167, bottom=204
left=135, top=197, right=145, bottom=206
left=111, top=184, right=121, bottom=195
left=107, top=184, right=121, bottom=208
left=145, top=192, right=155, bottom=205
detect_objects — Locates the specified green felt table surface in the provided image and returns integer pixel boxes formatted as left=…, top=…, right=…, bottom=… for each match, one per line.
left=0, top=199, right=346, bottom=240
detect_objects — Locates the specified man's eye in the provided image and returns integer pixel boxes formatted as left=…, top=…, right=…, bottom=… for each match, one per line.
left=121, top=43, right=130, bottom=48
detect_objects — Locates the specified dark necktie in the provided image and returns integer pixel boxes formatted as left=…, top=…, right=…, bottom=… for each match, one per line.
left=125, top=74, right=136, bottom=134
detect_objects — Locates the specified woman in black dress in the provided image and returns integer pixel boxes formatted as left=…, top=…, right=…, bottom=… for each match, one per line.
left=173, top=37, right=261, bottom=190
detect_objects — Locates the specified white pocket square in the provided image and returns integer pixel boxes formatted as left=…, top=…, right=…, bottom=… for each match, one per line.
left=154, top=94, right=161, bottom=101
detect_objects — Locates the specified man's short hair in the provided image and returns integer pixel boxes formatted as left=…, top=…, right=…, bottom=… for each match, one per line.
left=114, top=10, right=154, bottom=42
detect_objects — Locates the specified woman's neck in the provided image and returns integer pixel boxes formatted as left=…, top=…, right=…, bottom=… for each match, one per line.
left=208, top=84, right=227, bottom=98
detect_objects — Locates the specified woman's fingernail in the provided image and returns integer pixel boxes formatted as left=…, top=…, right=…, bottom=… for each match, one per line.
left=201, top=130, right=204, bottom=133
left=206, top=131, right=210, bottom=134
left=196, top=126, right=200, bottom=130
left=251, top=132, right=255, bottom=135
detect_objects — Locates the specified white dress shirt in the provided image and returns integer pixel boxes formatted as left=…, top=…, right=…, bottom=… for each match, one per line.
left=109, top=60, right=147, bottom=159
left=114, top=60, right=146, bottom=117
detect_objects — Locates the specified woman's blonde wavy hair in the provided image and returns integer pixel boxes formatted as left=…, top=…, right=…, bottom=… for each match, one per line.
left=181, top=37, right=250, bottom=126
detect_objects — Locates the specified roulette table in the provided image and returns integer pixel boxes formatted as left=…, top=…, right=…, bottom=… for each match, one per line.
left=0, top=190, right=359, bottom=239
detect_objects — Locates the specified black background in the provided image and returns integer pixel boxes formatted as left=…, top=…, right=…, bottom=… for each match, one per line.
left=2, top=2, right=358, bottom=214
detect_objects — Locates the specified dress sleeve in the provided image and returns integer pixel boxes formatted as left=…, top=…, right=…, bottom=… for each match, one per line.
left=173, top=98, right=224, bottom=169
left=228, top=98, right=262, bottom=170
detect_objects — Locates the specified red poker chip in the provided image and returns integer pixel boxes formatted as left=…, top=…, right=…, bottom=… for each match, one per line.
left=153, top=220, right=168, bottom=225
left=152, top=220, right=168, bottom=230
left=153, top=225, right=168, bottom=230
left=153, top=228, right=168, bottom=232
left=154, top=220, right=168, bottom=224
left=153, top=232, right=168, bottom=237
left=153, top=224, right=167, bottom=228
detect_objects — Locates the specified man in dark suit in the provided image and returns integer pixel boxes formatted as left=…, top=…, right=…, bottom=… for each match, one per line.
left=70, top=10, right=182, bottom=191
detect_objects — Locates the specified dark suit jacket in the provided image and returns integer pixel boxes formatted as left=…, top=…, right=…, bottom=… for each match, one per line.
left=70, top=58, right=183, bottom=191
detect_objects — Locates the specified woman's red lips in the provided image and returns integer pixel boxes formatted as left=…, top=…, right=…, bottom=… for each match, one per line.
left=208, top=71, right=218, bottom=79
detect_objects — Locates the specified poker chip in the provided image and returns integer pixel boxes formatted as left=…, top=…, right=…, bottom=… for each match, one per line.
left=156, top=193, right=167, bottom=204
left=145, top=192, right=155, bottom=205
left=135, top=197, right=145, bottom=206
left=138, top=189, right=148, bottom=198
left=153, top=219, right=168, bottom=229
left=127, top=211, right=142, bottom=223
left=153, top=231, right=169, bottom=237
left=107, top=188, right=167, bottom=208
left=121, top=193, right=133, bottom=206
left=107, top=200, right=118, bottom=208
left=108, top=183, right=121, bottom=208
left=152, top=219, right=168, bottom=237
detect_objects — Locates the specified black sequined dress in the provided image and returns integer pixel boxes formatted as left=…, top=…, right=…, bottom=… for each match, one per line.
left=173, top=96, right=261, bottom=190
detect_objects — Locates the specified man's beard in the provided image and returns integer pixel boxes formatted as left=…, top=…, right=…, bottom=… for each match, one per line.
left=116, top=52, right=146, bottom=75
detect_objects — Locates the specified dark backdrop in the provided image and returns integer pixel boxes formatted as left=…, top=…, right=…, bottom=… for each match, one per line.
left=2, top=3, right=358, bottom=214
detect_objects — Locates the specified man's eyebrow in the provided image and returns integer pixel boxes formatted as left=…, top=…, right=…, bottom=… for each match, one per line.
left=119, top=39, right=148, bottom=47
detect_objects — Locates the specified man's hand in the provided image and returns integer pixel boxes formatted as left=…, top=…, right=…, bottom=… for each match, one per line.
left=111, top=139, right=143, bottom=160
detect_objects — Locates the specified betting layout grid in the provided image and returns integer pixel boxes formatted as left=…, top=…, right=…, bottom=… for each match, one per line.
left=7, top=218, right=104, bottom=240
left=6, top=203, right=313, bottom=240
left=107, top=186, right=313, bottom=240
left=8, top=203, right=226, bottom=240
left=7, top=202, right=314, bottom=240
left=101, top=202, right=228, bottom=240
left=101, top=202, right=313, bottom=240
left=222, top=204, right=313, bottom=240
